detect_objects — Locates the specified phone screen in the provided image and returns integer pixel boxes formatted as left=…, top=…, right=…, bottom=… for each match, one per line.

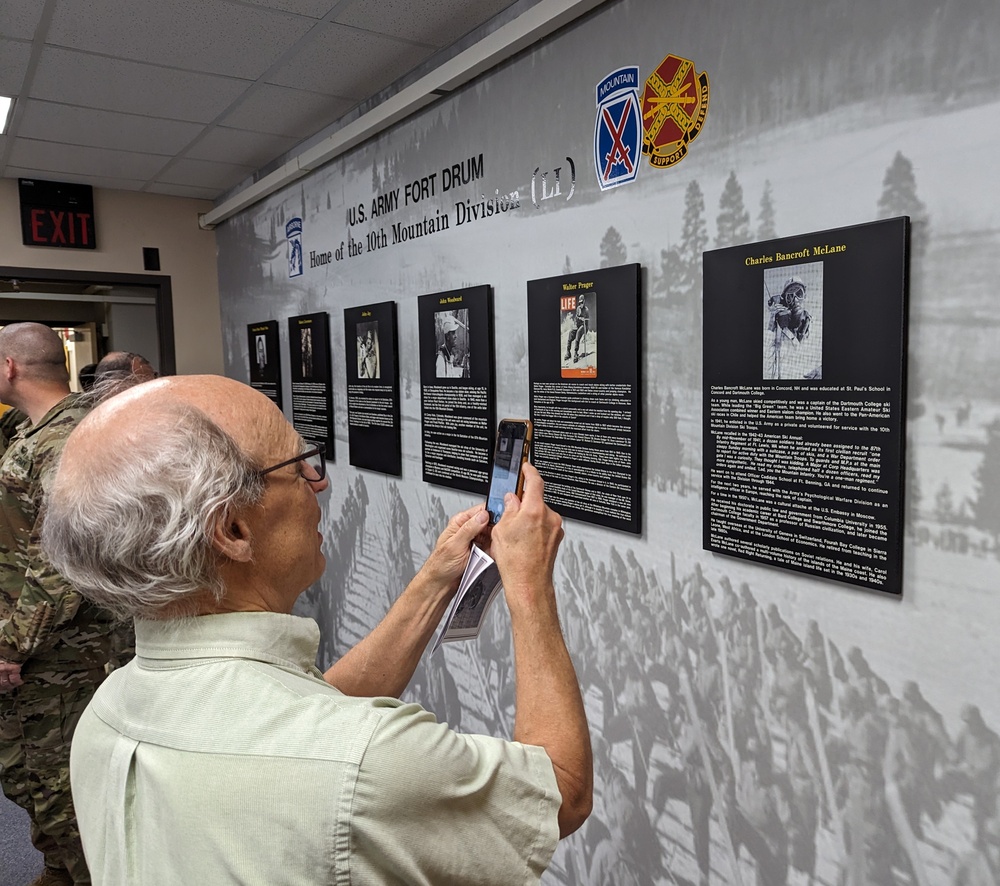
left=486, top=421, right=530, bottom=523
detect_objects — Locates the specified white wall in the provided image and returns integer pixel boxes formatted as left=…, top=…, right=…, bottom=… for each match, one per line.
left=215, top=0, right=1000, bottom=882
left=0, top=181, right=223, bottom=375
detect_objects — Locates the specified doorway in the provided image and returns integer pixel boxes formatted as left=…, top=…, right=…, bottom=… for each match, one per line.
left=0, top=267, right=175, bottom=381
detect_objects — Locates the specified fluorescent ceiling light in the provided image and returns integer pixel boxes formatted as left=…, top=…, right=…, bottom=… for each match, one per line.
left=0, top=97, right=13, bottom=134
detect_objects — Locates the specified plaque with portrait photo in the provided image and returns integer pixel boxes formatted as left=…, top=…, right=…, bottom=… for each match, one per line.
left=288, top=312, right=334, bottom=456
left=247, top=320, right=282, bottom=410
left=343, top=301, right=401, bottom=475
left=703, top=217, right=910, bottom=595
left=418, top=285, right=496, bottom=494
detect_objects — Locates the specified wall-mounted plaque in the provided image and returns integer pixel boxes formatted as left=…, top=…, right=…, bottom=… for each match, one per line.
left=703, top=217, right=910, bottom=595
left=418, top=285, right=496, bottom=494
left=247, top=320, right=282, bottom=409
left=527, top=263, right=642, bottom=534
left=343, top=301, right=402, bottom=475
left=288, top=311, right=335, bottom=455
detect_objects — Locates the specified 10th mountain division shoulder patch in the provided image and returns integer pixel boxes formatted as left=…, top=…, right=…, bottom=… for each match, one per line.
left=594, top=66, right=643, bottom=191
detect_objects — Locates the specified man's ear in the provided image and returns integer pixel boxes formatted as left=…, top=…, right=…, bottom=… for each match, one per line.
left=211, top=512, right=253, bottom=562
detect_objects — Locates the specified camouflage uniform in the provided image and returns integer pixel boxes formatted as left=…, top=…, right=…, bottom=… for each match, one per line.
left=0, top=393, right=114, bottom=884
left=0, top=406, right=28, bottom=452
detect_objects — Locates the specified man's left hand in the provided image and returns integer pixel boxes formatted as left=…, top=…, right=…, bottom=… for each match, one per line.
left=420, top=504, right=490, bottom=595
left=0, top=660, right=23, bottom=692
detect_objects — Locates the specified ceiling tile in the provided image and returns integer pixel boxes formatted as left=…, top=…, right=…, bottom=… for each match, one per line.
left=0, top=39, right=32, bottom=95
left=336, top=0, right=515, bottom=46
left=219, top=84, right=354, bottom=138
left=0, top=1, right=46, bottom=40
left=0, top=0, right=538, bottom=201
left=145, top=181, right=222, bottom=200
left=185, top=126, right=300, bottom=168
left=154, top=157, right=255, bottom=190
left=236, top=0, right=338, bottom=19
left=31, top=48, right=251, bottom=123
left=19, top=100, right=204, bottom=155
left=6, top=166, right=149, bottom=192
left=9, top=138, right=168, bottom=180
left=47, top=0, right=317, bottom=81
left=267, top=22, right=430, bottom=98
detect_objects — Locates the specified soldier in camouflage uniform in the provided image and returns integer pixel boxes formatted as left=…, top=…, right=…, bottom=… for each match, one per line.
left=0, top=323, right=114, bottom=886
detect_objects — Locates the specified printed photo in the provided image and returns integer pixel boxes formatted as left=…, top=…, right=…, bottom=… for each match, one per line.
left=763, top=261, right=824, bottom=380
left=356, top=320, right=380, bottom=379
left=434, top=309, right=470, bottom=378
left=560, top=291, right=597, bottom=379
left=300, top=326, right=313, bottom=378
left=255, top=334, right=267, bottom=371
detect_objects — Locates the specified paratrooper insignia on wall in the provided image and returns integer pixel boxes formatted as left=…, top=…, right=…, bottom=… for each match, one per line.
left=641, top=54, right=709, bottom=169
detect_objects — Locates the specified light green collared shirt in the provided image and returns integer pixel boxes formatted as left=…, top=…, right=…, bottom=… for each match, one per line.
left=70, top=612, right=561, bottom=885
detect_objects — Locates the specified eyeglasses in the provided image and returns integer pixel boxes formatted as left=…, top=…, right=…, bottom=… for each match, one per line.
left=259, top=443, right=326, bottom=483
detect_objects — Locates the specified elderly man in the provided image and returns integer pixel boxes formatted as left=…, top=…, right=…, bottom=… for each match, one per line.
left=43, top=375, right=592, bottom=885
left=90, top=351, right=157, bottom=400
left=0, top=322, right=114, bottom=886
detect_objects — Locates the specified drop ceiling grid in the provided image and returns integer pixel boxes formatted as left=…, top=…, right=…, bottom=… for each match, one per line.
left=1, top=0, right=529, bottom=198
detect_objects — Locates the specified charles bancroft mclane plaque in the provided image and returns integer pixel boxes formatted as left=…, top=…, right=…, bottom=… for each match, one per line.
left=703, top=217, right=910, bottom=596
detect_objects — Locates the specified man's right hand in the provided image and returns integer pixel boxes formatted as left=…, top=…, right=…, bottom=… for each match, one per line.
left=491, top=463, right=592, bottom=839
left=491, top=462, right=564, bottom=606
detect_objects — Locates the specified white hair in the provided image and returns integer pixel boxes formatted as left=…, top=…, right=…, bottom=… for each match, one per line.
left=42, top=405, right=265, bottom=619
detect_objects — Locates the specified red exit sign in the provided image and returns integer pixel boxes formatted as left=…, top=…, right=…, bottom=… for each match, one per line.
left=19, top=179, right=97, bottom=249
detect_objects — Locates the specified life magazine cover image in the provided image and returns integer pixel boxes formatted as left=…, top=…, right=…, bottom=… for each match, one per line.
left=560, top=291, right=597, bottom=379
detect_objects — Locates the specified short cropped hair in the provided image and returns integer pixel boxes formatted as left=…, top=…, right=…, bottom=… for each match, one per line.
left=0, top=323, right=70, bottom=383
left=43, top=404, right=265, bottom=619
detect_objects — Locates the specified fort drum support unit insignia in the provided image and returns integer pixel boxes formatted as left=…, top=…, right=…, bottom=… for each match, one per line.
left=641, top=54, right=709, bottom=169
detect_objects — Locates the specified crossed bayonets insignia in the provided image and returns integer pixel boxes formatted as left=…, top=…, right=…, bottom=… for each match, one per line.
left=643, top=58, right=697, bottom=141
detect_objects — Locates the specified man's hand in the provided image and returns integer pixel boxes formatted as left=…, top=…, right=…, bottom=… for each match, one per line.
left=490, top=463, right=592, bottom=838
left=0, top=661, right=23, bottom=693
left=491, top=463, right=564, bottom=606
left=417, top=504, right=490, bottom=596
left=324, top=504, right=489, bottom=698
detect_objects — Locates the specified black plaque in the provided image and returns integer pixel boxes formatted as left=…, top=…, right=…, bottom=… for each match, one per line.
left=247, top=320, right=282, bottom=409
left=287, top=312, right=335, bottom=454
left=527, top=263, right=642, bottom=534
left=703, top=217, right=910, bottom=595
left=418, top=286, right=496, bottom=494
left=343, top=301, right=402, bottom=475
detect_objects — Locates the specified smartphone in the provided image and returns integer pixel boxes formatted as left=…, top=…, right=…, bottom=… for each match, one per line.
left=485, top=419, right=533, bottom=524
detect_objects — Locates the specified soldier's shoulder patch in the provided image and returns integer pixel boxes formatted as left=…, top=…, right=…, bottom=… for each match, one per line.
left=594, top=66, right=642, bottom=191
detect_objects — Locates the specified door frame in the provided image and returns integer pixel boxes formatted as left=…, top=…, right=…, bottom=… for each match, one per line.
left=0, top=266, right=176, bottom=375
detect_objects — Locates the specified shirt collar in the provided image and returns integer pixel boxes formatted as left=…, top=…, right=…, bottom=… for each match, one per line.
left=134, top=611, right=323, bottom=675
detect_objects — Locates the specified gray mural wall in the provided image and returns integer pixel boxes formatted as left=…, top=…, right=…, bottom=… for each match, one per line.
left=215, top=0, right=1000, bottom=882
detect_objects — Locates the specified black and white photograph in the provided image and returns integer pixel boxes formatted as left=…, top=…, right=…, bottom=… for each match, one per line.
left=763, top=261, right=824, bottom=381
left=434, top=308, right=470, bottom=378
left=356, top=320, right=379, bottom=380
left=300, top=326, right=313, bottom=378
left=255, top=334, right=266, bottom=371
